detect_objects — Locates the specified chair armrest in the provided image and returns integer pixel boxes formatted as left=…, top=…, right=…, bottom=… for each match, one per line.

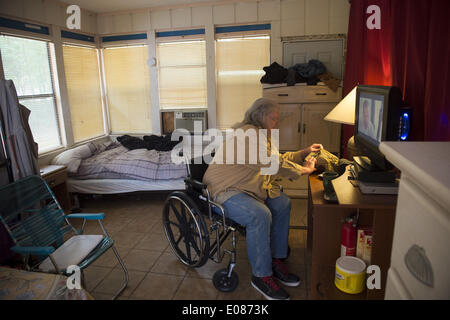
left=11, top=246, right=55, bottom=256
left=66, top=213, right=105, bottom=220
left=66, top=212, right=105, bottom=220
left=184, top=178, right=207, bottom=190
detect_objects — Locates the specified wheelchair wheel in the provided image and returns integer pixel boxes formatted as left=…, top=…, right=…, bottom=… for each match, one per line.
left=213, top=268, right=239, bottom=292
left=163, top=191, right=210, bottom=268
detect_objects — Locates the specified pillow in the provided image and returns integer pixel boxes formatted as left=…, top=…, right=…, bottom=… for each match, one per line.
left=51, top=144, right=94, bottom=174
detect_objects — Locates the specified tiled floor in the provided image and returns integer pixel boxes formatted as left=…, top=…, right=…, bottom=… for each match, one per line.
left=72, top=193, right=312, bottom=300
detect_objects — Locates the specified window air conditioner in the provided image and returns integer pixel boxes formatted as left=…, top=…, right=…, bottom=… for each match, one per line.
left=174, top=110, right=207, bottom=134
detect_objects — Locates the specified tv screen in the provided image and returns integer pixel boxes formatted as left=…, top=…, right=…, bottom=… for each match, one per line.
left=357, top=92, right=384, bottom=144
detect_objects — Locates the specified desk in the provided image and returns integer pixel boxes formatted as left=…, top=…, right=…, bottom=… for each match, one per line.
left=308, top=166, right=397, bottom=299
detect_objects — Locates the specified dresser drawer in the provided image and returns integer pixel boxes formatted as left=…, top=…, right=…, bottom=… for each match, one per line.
left=42, top=169, right=67, bottom=188
left=262, top=86, right=304, bottom=103
left=388, top=176, right=450, bottom=299
left=303, top=86, right=342, bottom=103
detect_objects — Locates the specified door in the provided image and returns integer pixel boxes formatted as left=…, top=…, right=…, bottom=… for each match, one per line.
left=301, top=103, right=341, bottom=154
left=283, top=39, right=345, bottom=80
left=278, top=104, right=301, bottom=151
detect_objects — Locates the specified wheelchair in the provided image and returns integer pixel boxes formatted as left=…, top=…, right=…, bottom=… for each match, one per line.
left=162, top=154, right=244, bottom=292
left=162, top=154, right=291, bottom=293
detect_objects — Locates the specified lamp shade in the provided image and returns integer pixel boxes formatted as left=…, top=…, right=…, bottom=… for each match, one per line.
left=324, top=86, right=357, bottom=125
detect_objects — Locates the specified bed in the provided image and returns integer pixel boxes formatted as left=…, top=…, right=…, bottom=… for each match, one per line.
left=50, top=137, right=188, bottom=195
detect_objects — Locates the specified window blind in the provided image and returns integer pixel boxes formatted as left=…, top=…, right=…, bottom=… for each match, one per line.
left=63, top=45, right=105, bottom=142
left=102, top=45, right=152, bottom=134
left=0, top=35, right=61, bottom=153
left=157, top=40, right=207, bottom=110
left=215, top=36, right=270, bottom=130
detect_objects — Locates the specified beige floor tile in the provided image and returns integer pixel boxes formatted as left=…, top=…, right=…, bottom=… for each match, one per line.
left=137, top=232, right=169, bottom=252
left=82, top=266, right=112, bottom=292
left=285, top=285, right=308, bottom=300
left=91, top=246, right=130, bottom=268
left=173, top=277, right=219, bottom=300
left=130, top=273, right=184, bottom=300
left=109, top=231, right=146, bottom=249
left=94, top=267, right=146, bottom=298
left=121, top=249, right=161, bottom=272
left=151, top=252, right=189, bottom=276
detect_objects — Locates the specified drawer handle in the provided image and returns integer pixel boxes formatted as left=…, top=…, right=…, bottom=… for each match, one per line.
left=278, top=94, right=289, bottom=97
left=316, top=282, right=325, bottom=297
left=315, top=93, right=327, bottom=96
left=48, top=179, right=56, bottom=187
left=404, top=244, right=434, bottom=288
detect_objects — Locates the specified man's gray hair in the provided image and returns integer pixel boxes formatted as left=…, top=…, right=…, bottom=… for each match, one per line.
left=232, top=98, right=279, bottom=129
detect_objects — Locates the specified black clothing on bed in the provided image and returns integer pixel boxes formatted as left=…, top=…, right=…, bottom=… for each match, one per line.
left=117, top=134, right=182, bottom=151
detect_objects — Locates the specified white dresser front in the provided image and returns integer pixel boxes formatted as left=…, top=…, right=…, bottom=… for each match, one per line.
left=380, top=142, right=450, bottom=300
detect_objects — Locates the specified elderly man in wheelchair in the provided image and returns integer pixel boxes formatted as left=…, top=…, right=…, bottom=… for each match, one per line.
left=163, top=98, right=320, bottom=300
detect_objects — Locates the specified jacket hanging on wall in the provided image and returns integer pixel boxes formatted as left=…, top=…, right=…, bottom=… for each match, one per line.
left=0, top=79, right=39, bottom=182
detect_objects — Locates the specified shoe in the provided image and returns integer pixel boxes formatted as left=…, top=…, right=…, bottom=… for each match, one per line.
left=272, top=258, right=301, bottom=287
left=251, top=275, right=290, bottom=300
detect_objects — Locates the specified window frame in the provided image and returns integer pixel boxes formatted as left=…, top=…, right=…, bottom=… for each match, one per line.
left=0, top=33, right=65, bottom=155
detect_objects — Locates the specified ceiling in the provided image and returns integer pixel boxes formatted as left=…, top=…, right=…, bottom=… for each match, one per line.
left=59, top=0, right=233, bottom=13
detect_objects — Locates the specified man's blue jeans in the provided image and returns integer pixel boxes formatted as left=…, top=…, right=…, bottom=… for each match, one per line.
left=220, top=192, right=291, bottom=277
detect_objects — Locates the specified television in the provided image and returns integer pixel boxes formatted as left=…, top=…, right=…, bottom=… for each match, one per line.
left=354, top=85, right=411, bottom=173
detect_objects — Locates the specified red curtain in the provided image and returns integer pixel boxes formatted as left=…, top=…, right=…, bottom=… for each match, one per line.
left=342, top=0, right=450, bottom=158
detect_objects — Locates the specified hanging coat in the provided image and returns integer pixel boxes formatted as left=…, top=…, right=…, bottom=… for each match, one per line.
left=0, top=79, right=39, bottom=181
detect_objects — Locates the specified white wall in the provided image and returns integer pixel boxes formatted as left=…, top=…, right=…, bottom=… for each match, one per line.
left=0, top=0, right=98, bottom=34
left=97, top=0, right=350, bottom=63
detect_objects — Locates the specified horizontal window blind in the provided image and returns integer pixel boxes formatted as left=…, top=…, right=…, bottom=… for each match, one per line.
left=63, top=45, right=105, bottom=142
left=102, top=46, right=152, bottom=134
left=157, top=40, right=207, bottom=110
left=216, top=36, right=270, bottom=130
left=0, top=35, right=61, bottom=153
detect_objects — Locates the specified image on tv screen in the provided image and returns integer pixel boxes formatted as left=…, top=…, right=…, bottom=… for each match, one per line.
left=358, top=93, right=384, bottom=143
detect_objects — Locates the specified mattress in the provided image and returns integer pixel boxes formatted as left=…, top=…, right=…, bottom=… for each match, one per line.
left=67, top=178, right=186, bottom=194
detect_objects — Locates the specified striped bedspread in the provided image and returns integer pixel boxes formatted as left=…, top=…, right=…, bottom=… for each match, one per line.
left=72, top=144, right=187, bottom=181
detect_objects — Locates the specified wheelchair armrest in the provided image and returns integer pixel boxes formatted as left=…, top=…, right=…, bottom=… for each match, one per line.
left=11, top=246, right=55, bottom=256
left=66, top=213, right=105, bottom=220
left=184, top=178, right=207, bottom=190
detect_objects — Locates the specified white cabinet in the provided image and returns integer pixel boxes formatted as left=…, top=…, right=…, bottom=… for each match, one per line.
left=379, top=142, right=450, bottom=300
left=279, top=104, right=301, bottom=151
left=263, top=85, right=342, bottom=153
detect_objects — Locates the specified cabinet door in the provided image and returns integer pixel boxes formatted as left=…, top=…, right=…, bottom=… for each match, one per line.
left=301, top=103, right=341, bottom=154
left=279, top=104, right=301, bottom=151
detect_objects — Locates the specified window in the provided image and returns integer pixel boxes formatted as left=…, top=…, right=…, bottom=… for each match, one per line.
left=215, top=36, right=270, bottom=129
left=157, top=40, right=207, bottom=110
left=63, top=45, right=105, bottom=142
left=0, top=35, right=61, bottom=153
left=102, top=45, right=152, bottom=134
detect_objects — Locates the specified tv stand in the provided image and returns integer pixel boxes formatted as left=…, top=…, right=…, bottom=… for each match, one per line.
left=352, top=157, right=396, bottom=183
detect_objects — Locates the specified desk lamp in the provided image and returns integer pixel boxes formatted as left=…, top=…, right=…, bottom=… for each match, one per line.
left=324, top=86, right=360, bottom=159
